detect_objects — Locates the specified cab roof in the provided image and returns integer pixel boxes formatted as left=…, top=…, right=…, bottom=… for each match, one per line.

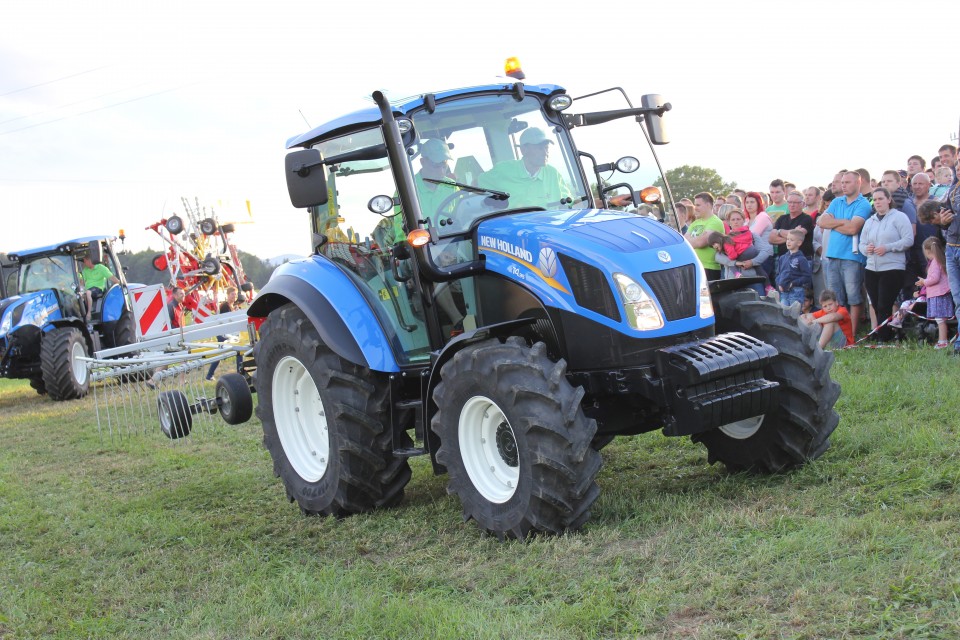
left=8, top=236, right=115, bottom=261
left=286, top=82, right=564, bottom=149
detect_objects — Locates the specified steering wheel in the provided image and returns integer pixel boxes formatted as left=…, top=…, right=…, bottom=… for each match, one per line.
left=433, top=190, right=492, bottom=232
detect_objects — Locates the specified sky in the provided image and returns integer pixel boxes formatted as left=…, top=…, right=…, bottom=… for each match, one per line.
left=2, top=1, right=957, bottom=260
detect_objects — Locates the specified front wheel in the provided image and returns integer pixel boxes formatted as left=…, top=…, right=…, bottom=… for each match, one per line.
left=40, top=327, right=90, bottom=401
left=431, top=337, right=601, bottom=539
left=693, top=289, right=841, bottom=472
left=254, top=304, right=411, bottom=516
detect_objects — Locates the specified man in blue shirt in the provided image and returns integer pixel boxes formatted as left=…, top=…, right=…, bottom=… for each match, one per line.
left=817, top=171, right=871, bottom=337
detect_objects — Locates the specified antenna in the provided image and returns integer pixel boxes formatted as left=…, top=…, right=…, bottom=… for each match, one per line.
left=298, top=109, right=312, bottom=129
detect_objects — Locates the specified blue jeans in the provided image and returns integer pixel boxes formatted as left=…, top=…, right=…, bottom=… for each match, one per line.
left=826, top=258, right=864, bottom=307
left=780, top=287, right=806, bottom=308
left=946, top=245, right=960, bottom=313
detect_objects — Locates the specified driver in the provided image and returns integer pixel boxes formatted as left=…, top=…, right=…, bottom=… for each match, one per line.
left=80, top=253, right=119, bottom=323
left=478, top=127, right=572, bottom=209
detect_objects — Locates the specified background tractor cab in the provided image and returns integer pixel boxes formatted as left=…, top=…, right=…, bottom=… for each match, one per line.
left=0, top=236, right=137, bottom=400
left=250, top=73, right=839, bottom=540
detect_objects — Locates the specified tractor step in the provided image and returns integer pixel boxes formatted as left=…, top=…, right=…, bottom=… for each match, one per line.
left=393, top=447, right=427, bottom=458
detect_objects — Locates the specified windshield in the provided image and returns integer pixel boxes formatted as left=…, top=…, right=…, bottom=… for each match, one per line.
left=19, top=255, right=75, bottom=295
left=410, top=93, right=591, bottom=237
left=567, top=90, right=678, bottom=229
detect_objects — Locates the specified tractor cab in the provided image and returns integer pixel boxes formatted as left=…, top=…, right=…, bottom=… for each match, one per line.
left=280, top=82, right=677, bottom=367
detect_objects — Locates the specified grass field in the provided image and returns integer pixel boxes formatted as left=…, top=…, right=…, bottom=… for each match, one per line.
left=1, top=346, right=959, bottom=639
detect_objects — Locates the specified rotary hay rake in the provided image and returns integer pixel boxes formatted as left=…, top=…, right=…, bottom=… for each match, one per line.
left=84, top=310, right=255, bottom=442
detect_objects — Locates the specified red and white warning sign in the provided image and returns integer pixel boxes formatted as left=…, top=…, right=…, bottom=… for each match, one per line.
left=130, top=284, right=171, bottom=339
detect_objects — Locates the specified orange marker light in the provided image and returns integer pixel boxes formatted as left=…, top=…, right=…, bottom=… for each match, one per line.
left=640, top=187, right=662, bottom=203
left=504, top=57, right=525, bottom=80
left=407, top=229, right=431, bottom=248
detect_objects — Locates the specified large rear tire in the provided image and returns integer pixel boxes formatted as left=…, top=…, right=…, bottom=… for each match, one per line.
left=40, top=327, right=90, bottom=401
left=29, top=376, right=46, bottom=395
left=431, top=337, right=602, bottom=539
left=254, top=303, right=411, bottom=516
left=693, top=289, right=841, bottom=472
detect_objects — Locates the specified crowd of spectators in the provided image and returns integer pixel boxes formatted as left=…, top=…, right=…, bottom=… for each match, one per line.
left=679, top=144, right=960, bottom=350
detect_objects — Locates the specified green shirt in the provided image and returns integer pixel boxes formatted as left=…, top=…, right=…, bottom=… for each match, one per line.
left=478, top=159, right=571, bottom=209
left=686, top=215, right=725, bottom=271
left=81, top=263, right=114, bottom=290
left=766, top=202, right=788, bottom=222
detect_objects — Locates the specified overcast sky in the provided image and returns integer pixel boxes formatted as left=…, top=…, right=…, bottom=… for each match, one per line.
left=2, top=1, right=957, bottom=260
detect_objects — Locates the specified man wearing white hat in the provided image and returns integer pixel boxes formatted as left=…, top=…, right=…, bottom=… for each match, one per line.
left=479, top=127, right=572, bottom=209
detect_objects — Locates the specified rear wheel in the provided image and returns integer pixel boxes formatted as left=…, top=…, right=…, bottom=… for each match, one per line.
left=29, top=376, right=46, bottom=395
left=694, top=289, right=841, bottom=472
left=255, top=304, right=411, bottom=516
left=199, top=218, right=218, bottom=236
left=431, top=337, right=601, bottom=539
left=40, top=327, right=90, bottom=401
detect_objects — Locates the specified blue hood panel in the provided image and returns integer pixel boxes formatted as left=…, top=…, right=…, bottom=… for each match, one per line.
left=475, top=209, right=712, bottom=338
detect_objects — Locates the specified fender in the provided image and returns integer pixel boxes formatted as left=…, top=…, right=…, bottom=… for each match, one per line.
left=101, top=284, right=127, bottom=323
left=248, top=260, right=400, bottom=372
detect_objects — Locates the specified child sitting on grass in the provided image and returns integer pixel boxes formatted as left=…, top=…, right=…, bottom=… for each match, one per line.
left=800, top=289, right=854, bottom=350
left=775, top=228, right=812, bottom=309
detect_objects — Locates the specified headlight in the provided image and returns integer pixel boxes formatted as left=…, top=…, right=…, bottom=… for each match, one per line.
left=613, top=273, right=664, bottom=331
left=0, top=307, right=12, bottom=335
left=697, top=262, right=714, bottom=319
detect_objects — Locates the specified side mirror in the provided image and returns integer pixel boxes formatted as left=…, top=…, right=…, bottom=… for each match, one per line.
left=285, top=149, right=329, bottom=208
left=641, top=94, right=670, bottom=145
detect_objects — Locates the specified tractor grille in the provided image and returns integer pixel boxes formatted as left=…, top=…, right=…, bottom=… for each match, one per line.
left=643, top=265, right=697, bottom=321
left=558, top=254, right=620, bottom=322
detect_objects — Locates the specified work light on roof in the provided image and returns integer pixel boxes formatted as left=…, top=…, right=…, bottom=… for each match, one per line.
left=396, top=118, right=413, bottom=134
left=547, top=94, right=572, bottom=112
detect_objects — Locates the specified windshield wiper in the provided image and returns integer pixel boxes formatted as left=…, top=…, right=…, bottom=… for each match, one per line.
left=422, top=179, right=510, bottom=201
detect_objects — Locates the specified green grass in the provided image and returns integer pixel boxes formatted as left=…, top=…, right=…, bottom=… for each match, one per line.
left=1, top=346, right=959, bottom=639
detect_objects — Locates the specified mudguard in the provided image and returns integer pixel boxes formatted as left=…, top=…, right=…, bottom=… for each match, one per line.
left=248, top=258, right=400, bottom=372
left=101, top=284, right=126, bottom=323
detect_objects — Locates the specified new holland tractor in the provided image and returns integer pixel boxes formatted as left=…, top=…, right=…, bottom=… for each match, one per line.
left=0, top=236, right=137, bottom=400
left=247, top=75, right=840, bottom=539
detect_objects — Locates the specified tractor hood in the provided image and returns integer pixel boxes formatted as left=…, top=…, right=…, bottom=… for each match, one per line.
left=0, top=290, right=60, bottom=338
left=474, top=208, right=711, bottom=338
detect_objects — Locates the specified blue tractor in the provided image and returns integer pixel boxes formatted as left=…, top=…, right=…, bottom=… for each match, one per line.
left=0, top=237, right=137, bottom=400
left=248, top=78, right=840, bottom=539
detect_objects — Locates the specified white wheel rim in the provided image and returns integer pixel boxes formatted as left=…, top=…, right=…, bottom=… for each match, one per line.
left=719, top=415, right=764, bottom=440
left=71, top=340, right=87, bottom=385
left=458, top=395, right=519, bottom=504
left=159, top=400, right=173, bottom=430
left=217, top=386, right=232, bottom=417
left=272, top=355, right=328, bottom=482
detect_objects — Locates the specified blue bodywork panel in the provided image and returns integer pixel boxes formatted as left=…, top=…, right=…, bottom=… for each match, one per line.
left=475, top=209, right=713, bottom=338
left=101, top=284, right=125, bottom=323
left=286, top=83, right=565, bottom=149
left=250, top=257, right=400, bottom=372
left=0, top=291, right=62, bottom=338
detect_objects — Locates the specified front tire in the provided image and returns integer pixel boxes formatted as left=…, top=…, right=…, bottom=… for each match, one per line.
left=431, top=337, right=602, bottom=539
left=40, top=327, right=90, bottom=401
left=254, top=304, right=411, bottom=516
left=694, top=289, right=841, bottom=472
